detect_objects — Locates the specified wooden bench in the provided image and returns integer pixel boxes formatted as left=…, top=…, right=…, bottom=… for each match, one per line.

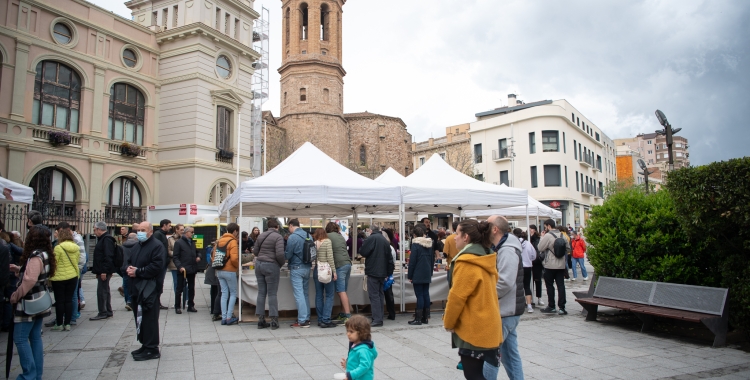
left=575, top=276, right=729, bottom=347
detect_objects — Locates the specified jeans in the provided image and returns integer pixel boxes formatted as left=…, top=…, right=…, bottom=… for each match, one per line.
left=543, top=268, right=567, bottom=309
left=256, top=261, right=281, bottom=317
left=313, top=267, right=335, bottom=323
left=500, top=315, right=524, bottom=379
left=14, top=317, right=44, bottom=380
left=217, top=270, right=237, bottom=320
left=96, top=274, right=112, bottom=316
left=71, top=278, right=80, bottom=322
left=116, top=268, right=131, bottom=305
left=366, top=276, right=386, bottom=324
left=171, top=270, right=188, bottom=306
left=334, top=264, right=351, bottom=293
left=51, top=278, right=78, bottom=325
left=290, top=265, right=311, bottom=323
left=571, top=258, right=588, bottom=278
left=413, top=283, right=431, bottom=310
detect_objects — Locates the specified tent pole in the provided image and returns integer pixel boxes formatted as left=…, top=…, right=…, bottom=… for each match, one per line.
left=399, top=203, right=405, bottom=312
left=352, top=211, right=358, bottom=259
left=238, top=196, right=243, bottom=322
left=526, top=205, right=529, bottom=232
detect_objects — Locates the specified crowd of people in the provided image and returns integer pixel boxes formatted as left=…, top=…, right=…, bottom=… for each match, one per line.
left=0, top=209, right=588, bottom=380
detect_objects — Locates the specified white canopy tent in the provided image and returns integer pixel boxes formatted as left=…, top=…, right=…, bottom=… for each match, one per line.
left=0, top=177, right=34, bottom=204
left=217, top=142, right=403, bottom=321
left=464, top=185, right=562, bottom=219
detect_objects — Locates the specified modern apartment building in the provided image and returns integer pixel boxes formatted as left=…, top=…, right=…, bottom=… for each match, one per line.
left=0, top=0, right=260, bottom=218
left=615, top=145, right=663, bottom=190
left=614, top=133, right=690, bottom=170
left=470, top=95, right=617, bottom=228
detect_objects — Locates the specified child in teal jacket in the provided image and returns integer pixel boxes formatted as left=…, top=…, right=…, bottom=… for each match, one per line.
left=339, top=315, right=378, bottom=380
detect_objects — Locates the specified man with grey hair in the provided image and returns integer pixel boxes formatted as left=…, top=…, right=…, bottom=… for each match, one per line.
left=487, top=215, right=525, bottom=380
left=90, top=221, right=117, bottom=320
left=172, top=226, right=200, bottom=313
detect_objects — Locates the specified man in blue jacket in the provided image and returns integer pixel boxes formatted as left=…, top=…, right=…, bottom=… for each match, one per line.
left=285, top=219, right=311, bottom=328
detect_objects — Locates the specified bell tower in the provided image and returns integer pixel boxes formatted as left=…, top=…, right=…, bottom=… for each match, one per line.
left=278, top=0, right=348, bottom=164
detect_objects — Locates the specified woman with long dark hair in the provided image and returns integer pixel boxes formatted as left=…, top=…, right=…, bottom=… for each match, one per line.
left=10, top=225, right=57, bottom=379
left=443, top=219, right=502, bottom=380
left=312, top=228, right=337, bottom=328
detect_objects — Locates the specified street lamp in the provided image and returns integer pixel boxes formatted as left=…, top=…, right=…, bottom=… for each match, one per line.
left=654, top=110, right=682, bottom=171
left=637, top=158, right=655, bottom=194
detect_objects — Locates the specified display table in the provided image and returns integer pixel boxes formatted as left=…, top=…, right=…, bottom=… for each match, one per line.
left=241, top=268, right=449, bottom=311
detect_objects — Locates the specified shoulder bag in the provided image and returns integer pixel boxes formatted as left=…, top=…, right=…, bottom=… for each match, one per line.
left=21, top=251, right=53, bottom=316
left=316, top=240, right=332, bottom=284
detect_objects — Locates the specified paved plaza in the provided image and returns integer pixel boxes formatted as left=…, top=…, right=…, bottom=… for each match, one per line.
left=2, top=266, right=749, bottom=380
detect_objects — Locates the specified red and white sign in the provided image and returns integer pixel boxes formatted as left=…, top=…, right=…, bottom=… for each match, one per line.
left=190, top=204, right=198, bottom=210
left=149, top=205, right=156, bottom=210
left=550, top=201, right=561, bottom=208
left=178, top=209, right=187, bottom=216
left=179, top=204, right=187, bottom=208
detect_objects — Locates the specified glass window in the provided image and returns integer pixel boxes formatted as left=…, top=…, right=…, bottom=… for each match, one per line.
left=565, top=166, right=568, bottom=187
left=530, top=166, right=538, bottom=188
left=475, top=174, right=484, bottom=182
left=544, top=165, right=561, bottom=187
left=563, top=132, right=566, bottom=153
left=123, top=49, right=137, bottom=67
left=498, top=138, right=508, bottom=159
left=595, top=132, right=600, bottom=141
left=529, top=132, right=536, bottom=154
left=108, top=83, right=145, bottom=144
left=216, top=55, right=232, bottom=78
left=439, top=152, right=445, bottom=160
left=29, top=167, right=76, bottom=216
left=499, top=170, right=509, bottom=186
left=542, top=130, right=559, bottom=152
left=208, top=182, right=234, bottom=205
left=105, top=177, right=142, bottom=218
left=474, top=143, right=482, bottom=163
left=359, top=145, right=366, bottom=166
left=419, top=157, right=425, bottom=166
left=33, top=61, right=81, bottom=132
left=216, top=106, right=232, bottom=150
left=574, top=139, right=577, bottom=159
left=53, top=23, right=72, bottom=44
left=575, top=170, right=579, bottom=191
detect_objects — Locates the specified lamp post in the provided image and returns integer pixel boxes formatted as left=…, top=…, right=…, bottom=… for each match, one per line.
left=638, top=158, right=655, bottom=194
left=654, top=110, right=682, bottom=171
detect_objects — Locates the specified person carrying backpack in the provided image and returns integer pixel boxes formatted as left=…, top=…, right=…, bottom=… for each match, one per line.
left=215, top=223, right=240, bottom=326
left=284, top=219, right=312, bottom=328
left=537, top=219, right=570, bottom=315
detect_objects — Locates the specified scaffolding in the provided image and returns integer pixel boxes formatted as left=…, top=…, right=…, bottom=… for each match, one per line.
left=251, top=7, right=269, bottom=178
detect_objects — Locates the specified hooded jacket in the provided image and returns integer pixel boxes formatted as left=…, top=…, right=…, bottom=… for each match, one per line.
left=254, top=229, right=286, bottom=267
left=172, top=235, right=198, bottom=274
left=494, top=233, right=525, bottom=317
left=360, top=232, right=394, bottom=278
left=346, top=340, right=378, bottom=380
left=407, top=237, right=435, bottom=284
left=520, top=238, right=536, bottom=268
left=444, top=243, right=502, bottom=350
left=571, top=235, right=586, bottom=259
left=51, top=240, right=80, bottom=281
left=285, top=228, right=311, bottom=267
left=215, top=233, right=239, bottom=272
left=539, top=230, right=566, bottom=270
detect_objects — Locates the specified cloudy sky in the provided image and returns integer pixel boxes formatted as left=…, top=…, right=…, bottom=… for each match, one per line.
left=93, top=0, right=749, bottom=166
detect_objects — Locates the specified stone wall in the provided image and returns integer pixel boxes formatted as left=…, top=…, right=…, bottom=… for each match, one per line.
left=346, top=113, right=413, bottom=178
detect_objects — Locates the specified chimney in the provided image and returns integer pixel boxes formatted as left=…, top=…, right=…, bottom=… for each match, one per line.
left=428, top=138, right=434, bottom=147
left=507, top=94, right=516, bottom=108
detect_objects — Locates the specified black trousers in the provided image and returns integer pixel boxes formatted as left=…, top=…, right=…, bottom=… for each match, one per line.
left=544, top=268, right=567, bottom=309
left=96, top=274, right=112, bottom=316
left=52, top=277, right=78, bottom=325
left=522, top=267, right=532, bottom=296
left=210, top=285, right=220, bottom=315
left=531, top=261, right=544, bottom=298
left=460, top=355, right=486, bottom=380
left=384, top=287, right=395, bottom=318
left=175, top=273, right=196, bottom=309
left=131, top=285, right=160, bottom=350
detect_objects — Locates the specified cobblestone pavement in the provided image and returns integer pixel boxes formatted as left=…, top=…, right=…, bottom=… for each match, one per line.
left=2, top=265, right=749, bottom=380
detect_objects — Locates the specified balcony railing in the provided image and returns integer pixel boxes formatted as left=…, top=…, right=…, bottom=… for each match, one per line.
left=108, top=142, right=146, bottom=158
left=579, top=154, right=595, bottom=168
left=492, top=149, right=510, bottom=161
left=32, top=127, right=81, bottom=146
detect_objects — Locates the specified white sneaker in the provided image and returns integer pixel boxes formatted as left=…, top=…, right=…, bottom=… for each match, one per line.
left=583, top=276, right=589, bottom=281
left=537, top=298, right=545, bottom=306
left=571, top=277, right=577, bottom=281
left=527, top=305, right=533, bottom=313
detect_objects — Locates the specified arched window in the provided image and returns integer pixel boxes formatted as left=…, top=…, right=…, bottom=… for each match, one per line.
left=283, top=92, right=287, bottom=106
left=208, top=182, right=234, bottom=205
left=359, top=145, right=366, bottom=166
left=323, top=88, right=329, bottom=103
left=216, top=106, right=232, bottom=150
left=299, top=3, right=308, bottom=40
left=300, top=88, right=307, bottom=102
left=29, top=167, right=76, bottom=216
left=320, top=4, right=329, bottom=41
left=109, top=83, right=145, bottom=145
left=32, top=61, right=81, bottom=132
left=285, top=7, right=290, bottom=45
left=105, top=176, right=142, bottom=218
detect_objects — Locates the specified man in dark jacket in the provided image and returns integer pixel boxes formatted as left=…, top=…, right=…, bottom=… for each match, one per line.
left=90, top=221, right=116, bottom=320
left=172, top=227, right=200, bottom=313
left=152, top=219, right=171, bottom=310
left=360, top=226, right=394, bottom=327
left=126, top=222, right=166, bottom=361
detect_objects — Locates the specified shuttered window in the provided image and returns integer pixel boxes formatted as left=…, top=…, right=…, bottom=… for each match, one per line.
left=216, top=106, right=232, bottom=150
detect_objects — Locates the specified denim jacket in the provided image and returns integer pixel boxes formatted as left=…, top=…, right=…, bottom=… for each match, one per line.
left=285, top=228, right=311, bottom=267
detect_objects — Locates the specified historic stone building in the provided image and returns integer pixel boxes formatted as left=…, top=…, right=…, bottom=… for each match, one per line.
left=412, top=123, right=472, bottom=176
left=0, top=0, right=260, bottom=218
left=267, top=0, right=413, bottom=177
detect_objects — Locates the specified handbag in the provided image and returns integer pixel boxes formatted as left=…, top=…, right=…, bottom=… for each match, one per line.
left=315, top=241, right=332, bottom=284
left=21, top=250, right=53, bottom=316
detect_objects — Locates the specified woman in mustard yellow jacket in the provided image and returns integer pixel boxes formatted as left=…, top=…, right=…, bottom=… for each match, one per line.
left=443, top=219, right=502, bottom=379
left=50, top=229, right=80, bottom=331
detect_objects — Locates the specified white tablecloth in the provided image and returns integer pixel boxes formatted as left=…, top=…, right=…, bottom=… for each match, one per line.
left=240, top=268, right=450, bottom=311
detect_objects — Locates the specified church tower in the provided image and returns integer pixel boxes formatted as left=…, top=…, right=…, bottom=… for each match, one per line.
left=277, top=0, right=348, bottom=164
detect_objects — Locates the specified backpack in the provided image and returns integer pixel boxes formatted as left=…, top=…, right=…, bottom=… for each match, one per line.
left=552, top=232, right=568, bottom=259
left=212, top=241, right=230, bottom=269
left=302, top=231, right=317, bottom=265
left=114, top=244, right=124, bottom=271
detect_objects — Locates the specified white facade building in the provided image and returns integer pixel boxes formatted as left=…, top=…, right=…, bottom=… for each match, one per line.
left=470, top=96, right=617, bottom=228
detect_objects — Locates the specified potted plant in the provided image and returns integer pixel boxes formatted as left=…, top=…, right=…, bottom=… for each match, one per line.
left=120, top=142, right=141, bottom=157
left=48, top=130, right=71, bottom=146
left=218, top=149, right=234, bottom=160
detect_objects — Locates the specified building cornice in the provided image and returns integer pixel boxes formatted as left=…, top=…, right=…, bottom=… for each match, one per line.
left=278, top=59, right=347, bottom=77
left=155, top=23, right=261, bottom=61
left=413, top=139, right=469, bottom=153
left=159, top=73, right=253, bottom=99
left=126, top=0, right=260, bottom=19
left=277, top=112, right=347, bottom=124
